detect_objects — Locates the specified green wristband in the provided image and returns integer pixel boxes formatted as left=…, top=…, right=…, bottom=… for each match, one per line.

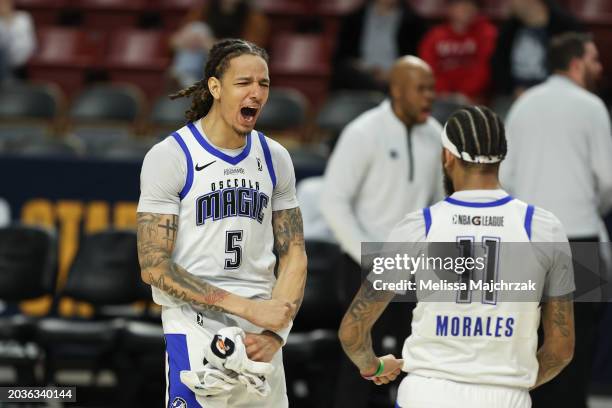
left=373, top=358, right=384, bottom=376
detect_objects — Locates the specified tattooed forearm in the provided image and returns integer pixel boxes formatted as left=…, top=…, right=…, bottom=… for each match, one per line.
left=137, top=212, right=232, bottom=313
left=338, top=282, right=394, bottom=371
left=272, top=207, right=305, bottom=257
left=147, top=263, right=230, bottom=313
left=532, top=347, right=572, bottom=389
left=551, top=297, right=571, bottom=337
left=270, top=207, right=307, bottom=323
left=532, top=296, right=574, bottom=389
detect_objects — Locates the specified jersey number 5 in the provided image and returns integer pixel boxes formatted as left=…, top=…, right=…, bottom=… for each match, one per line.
left=225, top=230, right=243, bottom=269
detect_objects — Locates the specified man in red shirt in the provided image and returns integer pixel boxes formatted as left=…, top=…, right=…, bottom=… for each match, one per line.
left=419, top=0, right=497, bottom=102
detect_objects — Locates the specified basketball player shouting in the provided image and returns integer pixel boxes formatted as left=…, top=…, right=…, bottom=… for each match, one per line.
left=136, top=39, right=307, bottom=407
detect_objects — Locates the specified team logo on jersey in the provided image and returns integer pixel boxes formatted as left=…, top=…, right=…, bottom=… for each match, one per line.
left=196, top=178, right=269, bottom=225
left=196, top=312, right=204, bottom=327
left=453, top=214, right=504, bottom=227
left=170, top=397, right=187, bottom=408
left=210, top=334, right=236, bottom=359
left=256, top=157, right=263, bottom=171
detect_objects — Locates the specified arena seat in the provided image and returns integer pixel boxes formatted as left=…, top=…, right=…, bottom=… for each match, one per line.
left=106, top=29, right=171, bottom=99
left=316, top=0, right=364, bottom=37
left=431, top=97, right=466, bottom=125
left=408, top=0, right=446, bottom=19
left=70, top=127, right=133, bottom=157
left=149, top=0, right=200, bottom=30
left=254, top=0, right=311, bottom=35
left=77, top=0, right=147, bottom=29
left=34, top=230, right=149, bottom=386
left=567, top=0, right=612, bottom=24
left=0, top=82, right=62, bottom=147
left=28, top=28, right=107, bottom=97
left=481, top=0, right=511, bottom=21
left=70, top=84, right=143, bottom=123
left=289, top=148, right=328, bottom=179
left=149, top=95, right=190, bottom=131
left=270, top=33, right=332, bottom=107
left=0, top=225, right=57, bottom=385
left=284, top=239, right=344, bottom=406
left=14, top=0, right=66, bottom=26
left=316, top=91, right=385, bottom=136
left=17, top=139, right=81, bottom=158
left=257, top=88, right=308, bottom=132
left=0, top=82, right=61, bottom=121
left=101, top=138, right=157, bottom=161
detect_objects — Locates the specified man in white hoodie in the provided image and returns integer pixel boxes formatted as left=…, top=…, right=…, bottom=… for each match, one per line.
left=320, top=55, right=443, bottom=408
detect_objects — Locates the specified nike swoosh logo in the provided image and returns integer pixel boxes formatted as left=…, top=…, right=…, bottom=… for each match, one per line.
left=195, top=161, right=216, bottom=171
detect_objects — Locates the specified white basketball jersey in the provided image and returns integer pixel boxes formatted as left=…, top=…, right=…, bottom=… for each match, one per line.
left=151, top=122, right=279, bottom=307
left=397, top=189, right=574, bottom=389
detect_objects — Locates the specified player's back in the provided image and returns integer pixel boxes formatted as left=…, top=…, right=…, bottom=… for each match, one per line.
left=396, top=189, right=572, bottom=389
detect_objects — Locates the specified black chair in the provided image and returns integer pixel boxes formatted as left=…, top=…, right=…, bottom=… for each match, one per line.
left=316, top=91, right=385, bottom=136
left=0, top=126, right=49, bottom=153
left=0, top=225, right=57, bottom=385
left=35, top=230, right=148, bottom=387
left=17, top=138, right=80, bottom=158
left=101, top=137, right=157, bottom=161
left=257, top=88, right=308, bottom=131
left=431, top=97, right=466, bottom=125
left=69, top=84, right=142, bottom=123
left=71, top=127, right=134, bottom=156
left=289, top=147, right=328, bottom=179
left=0, top=82, right=60, bottom=121
left=0, top=82, right=62, bottom=152
left=284, top=239, right=344, bottom=407
left=149, top=96, right=190, bottom=129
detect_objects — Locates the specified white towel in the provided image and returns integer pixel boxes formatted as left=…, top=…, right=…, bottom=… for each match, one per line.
left=180, top=326, right=273, bottom=400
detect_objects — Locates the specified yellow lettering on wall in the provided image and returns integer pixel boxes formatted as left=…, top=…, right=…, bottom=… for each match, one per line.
left=85, top=201, right=110, bottom=234
left=114, top=201, right=137, bottom=230
left=56, top=201, right=83, bottom=289
left=21, top=199, right=54, bottom=228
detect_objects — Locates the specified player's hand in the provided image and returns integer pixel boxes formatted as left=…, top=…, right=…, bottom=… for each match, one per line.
left=360, top=354, right=404, bottom=386
left=247, top=299, right=294, bottom=332
left=244, top=331, right=282, bottom=363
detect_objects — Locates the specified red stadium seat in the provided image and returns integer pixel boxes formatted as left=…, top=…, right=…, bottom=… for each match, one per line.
left=28, top=28, right=107, bottom=96
left=567, top=0, right=612, bottom=24
left=481, top=0, right=511, bottom=21
left=409, top=0, right=446, bottom=20
left=254, top=0, right=311, bottom=37
left=14, top=0, right=66, bottom=25
left=270, top=33, right=332, bottom=106
left=106, top=29, right=171, bottom=99
left=316, top=0, right=364, bottom=37
left=77, top=0, right=147, bottom=28
left=149, top=0, right=202, bottom=30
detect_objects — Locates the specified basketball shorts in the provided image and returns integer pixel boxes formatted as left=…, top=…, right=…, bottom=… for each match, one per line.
left=395, top=373, right=531, bottom=408
left=162, top=305, right=288, bottom=408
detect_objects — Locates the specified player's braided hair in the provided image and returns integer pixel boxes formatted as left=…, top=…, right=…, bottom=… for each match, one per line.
left=169, top=38, right=269, bottom=122
left=445, top=105, right=507, bottom=168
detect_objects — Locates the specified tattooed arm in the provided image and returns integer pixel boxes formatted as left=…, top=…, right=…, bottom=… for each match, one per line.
left=242, top=207, right=307, bottom=360
left=531, top=295, right=575, bottom=390
left=338, top=281, right=403, bottom=382
left=137, top=212, right=293, bottom=331
left=270, top=207, right=308, bottom=324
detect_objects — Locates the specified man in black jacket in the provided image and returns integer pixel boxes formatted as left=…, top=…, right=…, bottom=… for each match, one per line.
left=330, top=0, right=426, bottom=92
left=491, top=0, right=582, bottom=97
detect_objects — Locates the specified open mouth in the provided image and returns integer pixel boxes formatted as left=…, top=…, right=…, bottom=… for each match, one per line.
left=240, top=107, right=258, bottom=122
